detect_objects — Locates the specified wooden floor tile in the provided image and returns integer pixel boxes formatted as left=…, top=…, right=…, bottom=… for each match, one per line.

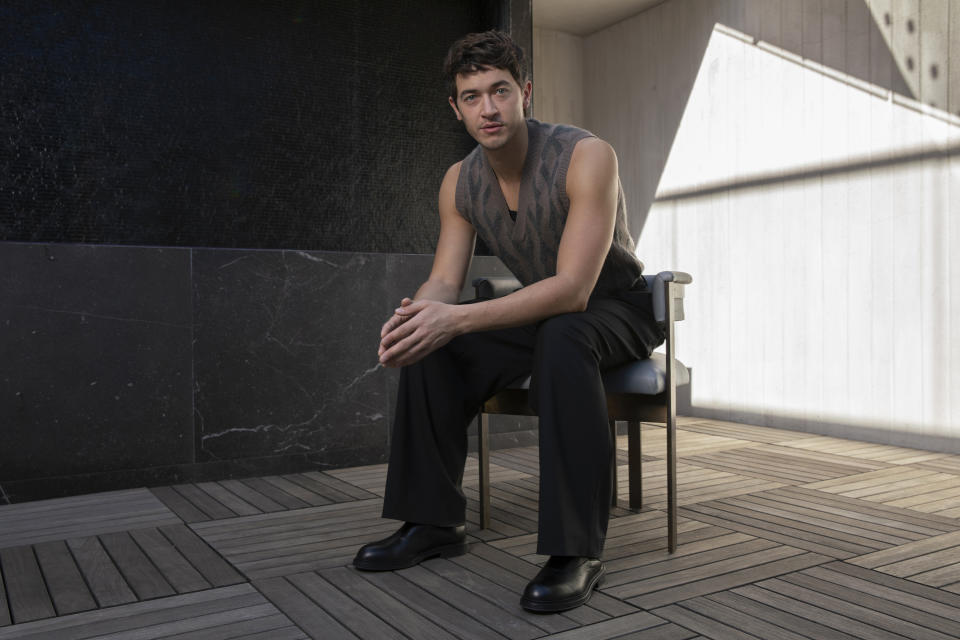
left=681, top=486, right=960, bottom=559
left=0, top=489, right=180, bottom=549
left=192, top=499, right=395, bottom=579
left=805, top=466, right=960, bottom=517
left=782, top=435, right=950, bottom=465
left=683, top=444, right=889, bottom=484
left=0, top=584, right=303, bottom=640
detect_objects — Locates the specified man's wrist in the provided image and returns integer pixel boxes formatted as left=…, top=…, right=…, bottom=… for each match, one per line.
left=452, top=302, right=473, bottom=335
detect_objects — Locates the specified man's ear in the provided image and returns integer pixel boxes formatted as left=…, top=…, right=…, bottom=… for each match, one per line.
left=448, top=96, right=463, bottom=121
left=522, top=81, right=532, bottom=111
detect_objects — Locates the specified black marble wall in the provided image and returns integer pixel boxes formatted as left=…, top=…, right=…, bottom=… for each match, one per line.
left=0, top=1, right=538, bottom=502
left=0, top=241, right=531, bottom=502
left=0, top=0, right=487, bottom=253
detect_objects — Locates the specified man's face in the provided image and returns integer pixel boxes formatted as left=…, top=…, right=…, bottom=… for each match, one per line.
left=449, top=66, right=531, bottom=151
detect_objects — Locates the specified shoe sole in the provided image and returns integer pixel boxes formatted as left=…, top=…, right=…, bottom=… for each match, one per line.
left=353, top=541, right=468, bottom=571
left=520, top=567, right=605, bottom=613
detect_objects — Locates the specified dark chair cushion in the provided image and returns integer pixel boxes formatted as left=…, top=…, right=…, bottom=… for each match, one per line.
left=504, top=353, right=690, bottom=395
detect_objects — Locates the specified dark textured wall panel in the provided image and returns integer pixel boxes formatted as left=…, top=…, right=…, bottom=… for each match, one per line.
left=0, top=1, right=485, bottom=252
left=0, top=244, right=194, bottom=481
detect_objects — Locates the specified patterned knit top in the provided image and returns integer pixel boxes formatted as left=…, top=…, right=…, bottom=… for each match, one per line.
left=454, top=119, right=643, bottom=295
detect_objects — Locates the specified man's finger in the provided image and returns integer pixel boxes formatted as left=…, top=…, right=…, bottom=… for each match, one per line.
left=380, top=322, right=420, bottom=362
left=381, top=313, right=406, bottom=338
left=395, top=299, right=429, bottom=317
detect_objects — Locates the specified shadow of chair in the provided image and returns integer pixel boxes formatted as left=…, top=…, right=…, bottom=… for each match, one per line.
left=473, top=271, right=692, bottom=553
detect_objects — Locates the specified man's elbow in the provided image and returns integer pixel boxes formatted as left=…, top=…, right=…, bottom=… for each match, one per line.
left=564, top=288, right=592, bottom=314
left=552, top=275, right=593, bottom=313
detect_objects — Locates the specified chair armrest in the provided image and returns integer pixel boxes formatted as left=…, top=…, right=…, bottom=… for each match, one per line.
left=656, top=271, right=692, bottom=285
left=472, top=276, right=522, bottom=300
left=472, top=272, right=692, bottom=327
left=649, top=271, right=693, bottom=325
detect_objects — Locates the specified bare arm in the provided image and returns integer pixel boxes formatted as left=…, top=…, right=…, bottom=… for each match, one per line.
left=378, top=162, right=475, bottom=363
left=379, top=138, right=620, bottom=367
left=452, top=137, right=620, bottom=332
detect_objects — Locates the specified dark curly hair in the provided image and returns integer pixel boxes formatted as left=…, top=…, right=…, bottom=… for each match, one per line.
left=443, top=30, right=528, bottom=103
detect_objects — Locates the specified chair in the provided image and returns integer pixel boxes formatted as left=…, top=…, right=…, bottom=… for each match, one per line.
left=473, top=271, right=692, bottom=553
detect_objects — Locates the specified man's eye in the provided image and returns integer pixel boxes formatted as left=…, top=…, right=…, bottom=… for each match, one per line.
left=463, top=95, right=476, bottom=102
left=496, top=88, right=508, bottom=95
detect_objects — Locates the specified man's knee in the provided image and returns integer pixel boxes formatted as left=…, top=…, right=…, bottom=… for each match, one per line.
left=535, top=313, right=599, bottom=365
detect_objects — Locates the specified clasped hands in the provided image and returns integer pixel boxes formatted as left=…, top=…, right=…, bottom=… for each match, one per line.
left=378, top=298, right=461, bottom=368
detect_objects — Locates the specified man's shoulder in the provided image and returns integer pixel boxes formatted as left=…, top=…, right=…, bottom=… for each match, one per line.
left=528, top=118, right=595, bottom=142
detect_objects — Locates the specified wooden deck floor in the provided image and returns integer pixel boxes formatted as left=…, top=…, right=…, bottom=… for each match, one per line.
left=3, top=418, right=960, bottom=638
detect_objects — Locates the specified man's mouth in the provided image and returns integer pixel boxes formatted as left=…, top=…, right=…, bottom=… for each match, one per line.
left=481, top=122, right=503, bottom=131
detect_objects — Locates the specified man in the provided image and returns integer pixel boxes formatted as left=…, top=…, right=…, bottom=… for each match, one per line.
left=353, top=30, right=663, bottom=612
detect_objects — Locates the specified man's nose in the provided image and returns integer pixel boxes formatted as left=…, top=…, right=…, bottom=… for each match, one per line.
left=480, top=94, right=497, bottom=116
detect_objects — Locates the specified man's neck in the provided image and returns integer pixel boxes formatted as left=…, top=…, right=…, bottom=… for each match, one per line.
left=484, top=119, right=529, bottom=183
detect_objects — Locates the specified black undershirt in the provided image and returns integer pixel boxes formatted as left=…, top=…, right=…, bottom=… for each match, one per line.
left=508, top=209, right=517, bottom=222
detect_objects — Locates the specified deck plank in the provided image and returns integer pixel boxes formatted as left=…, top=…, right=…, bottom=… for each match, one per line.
left=679, top=420, right=817, bottom=444
left=625, top=551, right=831, bottom=609
left=240, top=477, right=311, bottom=510
left=33, top=541, right=97, bottom=616
left=320, top=566, right=458, bottom=640
left=194, top=482, right=262, bottom=517
left=67, top=536, right=137, bottom=608
left=129, top=527, right=211, bottom=593
left=390, top=563, right=542, bottom=640
left=216, top=479, right=287, bottom=513
left=158, top=524, right=245, bottom=588
left=98, top=531, right=175, bottom=600
left=0, top=546, right=56, bottom=623
left=172, top=485, right=238, bottom=520
left=0, top=561, right=10, bottom=627
left=536, top=611, right=688, bottom=640
left=354, top=568, right=513, bottom=640
left=260, top=476, right=332, bottom=507
left=254, top=575, right=362, bottom=640
left=326, top=464, right=388, bottom=496
left=299, top=470, right=379, bottom=500
left=149, top=486, right=211, bottom=523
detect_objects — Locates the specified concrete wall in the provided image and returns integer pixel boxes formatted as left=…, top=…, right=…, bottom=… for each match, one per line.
left=533, top=27, right=585, bottom=127
left=536, top=0, right=960, bottom=451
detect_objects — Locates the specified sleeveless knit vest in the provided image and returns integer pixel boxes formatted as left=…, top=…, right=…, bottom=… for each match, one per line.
left=454, top=119, right=643, bottom=294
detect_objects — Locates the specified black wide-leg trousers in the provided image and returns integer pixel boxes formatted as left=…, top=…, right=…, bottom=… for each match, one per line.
left=381, top=288, right=664, bottom=557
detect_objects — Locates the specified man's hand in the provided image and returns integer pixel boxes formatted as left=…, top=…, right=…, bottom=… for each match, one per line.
left=379, top=297, right=414, bottom=345
left=378, top=299, right=463, bottom=368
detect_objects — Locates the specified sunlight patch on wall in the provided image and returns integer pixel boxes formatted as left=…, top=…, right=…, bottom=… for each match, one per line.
left=639, top=24, right=960, bottom=440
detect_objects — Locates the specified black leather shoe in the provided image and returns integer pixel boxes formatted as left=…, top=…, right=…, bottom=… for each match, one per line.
left=353, top=522, right=467, bottom=571
left=521, top=556, right=605, bottom=612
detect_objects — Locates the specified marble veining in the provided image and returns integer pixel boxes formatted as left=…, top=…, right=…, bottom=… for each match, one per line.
left=193, top=248, right=390, bottom=462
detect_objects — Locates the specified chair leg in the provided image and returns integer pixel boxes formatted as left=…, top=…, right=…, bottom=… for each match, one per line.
left=609, top=419, right=618, bottom=507
left=478, top=412, right=491, bottom=529
left=665, top=280, right=679, bottom=553
left=628, top=420, right=643, bottom=510
left=667, top=407, right=677, bottom=553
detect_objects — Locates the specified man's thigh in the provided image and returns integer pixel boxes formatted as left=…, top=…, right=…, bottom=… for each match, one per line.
left=441, top=324, right=539, bottom=403
left=535, top=292, right=663, bottom=372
